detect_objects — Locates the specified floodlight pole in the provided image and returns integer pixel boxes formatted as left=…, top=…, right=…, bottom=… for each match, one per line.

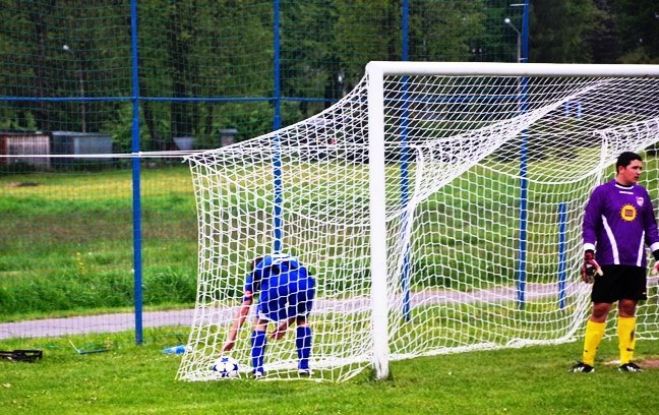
left=505, top=1, right=530, bottom=309
left=400, top=0, right=413, bottom=322
left=62, top=44, right=87, bottom=132
left=129, top=0, right=144, bottom=345
left=504, top=18, right=522, bottom=63
left=272, top=0, right=284, bottom=255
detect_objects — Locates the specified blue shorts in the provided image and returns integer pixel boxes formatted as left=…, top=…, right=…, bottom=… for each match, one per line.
left=257, top=276, right=315, bottom=322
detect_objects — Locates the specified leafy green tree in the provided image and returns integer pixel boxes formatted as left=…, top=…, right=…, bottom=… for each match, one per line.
left=334, top=0, right=401, bottom=86
left=531, top=0, right=602, bottom=63
left=409, top=0, right=487, bottom=62
left=586, top=0, right=621, bottom=64
left=280, top=1, right=340, bottom=120
left=611, top=0, right=659, bottom=63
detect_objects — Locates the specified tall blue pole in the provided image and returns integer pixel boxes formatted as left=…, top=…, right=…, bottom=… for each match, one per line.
left=400, top=0, right=412, bottom=321
left=129, top=0, right=143, bottom=344
left=516, top=1, right=530, bottom=309
left=557, top=203, right=568, bottom=309
left=521, top=1, right=530, bottom=63
left=273, top=0, right=281, bottom=131
left=401, top=0, right=409, bottom=61
left=272, top=0, right=283, bottom=254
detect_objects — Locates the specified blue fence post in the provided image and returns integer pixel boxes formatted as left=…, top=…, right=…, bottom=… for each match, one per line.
left=521, top=1, right=530, bottom=63
left=400, top=0, right=412, bottom=321
left=516, top=0, right=530, bottom=309
left=272, top=0, right=283, bottom=254
left=557, top=203, right=568, bottom=309
left=129, top=0, right=143, bottom=345
left=517, top=135, right=528, bottom=309
left=273, top=0, right=281, bottom=131
left=401, top=0, right=409, bottom=61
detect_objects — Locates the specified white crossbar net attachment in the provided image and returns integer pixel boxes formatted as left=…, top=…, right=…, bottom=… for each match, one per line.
left=178, top=62, right=659, bottom=382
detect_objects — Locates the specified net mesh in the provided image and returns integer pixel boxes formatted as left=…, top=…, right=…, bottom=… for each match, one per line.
left=179, top=67, right=659, bottom=382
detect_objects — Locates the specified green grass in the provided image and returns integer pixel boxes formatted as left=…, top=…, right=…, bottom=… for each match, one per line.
left=0, top=165, right=198, bottom=317
left=2, top=330, right=659, bottom=414
left=4, top=152, right=659, bottom=413
left=2, top=153, right=659, bottom=321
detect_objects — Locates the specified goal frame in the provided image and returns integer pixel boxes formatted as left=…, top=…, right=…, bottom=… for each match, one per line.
left=366, top=61, right=659, bottom=380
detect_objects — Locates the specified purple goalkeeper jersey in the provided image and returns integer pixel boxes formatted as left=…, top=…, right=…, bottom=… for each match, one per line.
left=583, top=180, right=659, bottom=267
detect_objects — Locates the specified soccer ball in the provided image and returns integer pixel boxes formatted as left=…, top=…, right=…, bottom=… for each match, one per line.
left=211, top=355, right=240, bottom=379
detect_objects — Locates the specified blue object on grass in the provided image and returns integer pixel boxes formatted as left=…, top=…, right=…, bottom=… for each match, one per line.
left=163, top=345, right=189, bottom=355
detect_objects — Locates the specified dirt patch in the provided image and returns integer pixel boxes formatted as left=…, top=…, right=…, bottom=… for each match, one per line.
left=639, top=358, right=659, bottom=369
left=7, top=182, right=40, bottom=187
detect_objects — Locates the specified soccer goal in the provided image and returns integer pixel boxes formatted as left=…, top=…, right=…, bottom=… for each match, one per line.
left=178, top=62, right=659, bottom=382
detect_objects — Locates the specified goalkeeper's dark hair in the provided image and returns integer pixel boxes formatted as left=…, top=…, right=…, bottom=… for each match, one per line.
left=616, top=151, right=642, bottom=171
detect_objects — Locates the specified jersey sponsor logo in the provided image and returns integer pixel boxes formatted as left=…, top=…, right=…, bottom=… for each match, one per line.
left=620, top=204, right=637, bottom=221
left=636, top=196, right=644, bottom=207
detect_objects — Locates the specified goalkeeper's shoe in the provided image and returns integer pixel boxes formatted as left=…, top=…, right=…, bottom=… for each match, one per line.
left=298, top=368, right=312, bottom=377
left=571, top=362, right=594, bottom=373
left=252, top=368, right=265, bottom=379
left=618, top=362, right=642, bottom=373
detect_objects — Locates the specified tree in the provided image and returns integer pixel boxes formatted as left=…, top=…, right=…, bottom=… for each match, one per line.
left=409, top=0, right=487, bottom=62
left=611, top=0, right=659, bottom=63
left=588, top=0, right=621, bottom=64
left=531, top=0, right=602, bottom=63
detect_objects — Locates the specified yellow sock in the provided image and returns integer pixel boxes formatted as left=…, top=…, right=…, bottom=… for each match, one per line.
left=618, top=316, right=636, bottom=365
left=582, top=320, right=606, bottom=366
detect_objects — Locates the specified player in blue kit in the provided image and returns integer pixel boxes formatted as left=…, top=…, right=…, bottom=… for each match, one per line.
left=222, top=254, right=315, bottom=378
left=572, top=152, right=659, bottom=373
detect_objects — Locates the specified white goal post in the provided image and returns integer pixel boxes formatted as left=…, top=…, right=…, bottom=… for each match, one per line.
left=366, top=61, right=659, bottom=379
left=180, top=62, right=659, bottom=382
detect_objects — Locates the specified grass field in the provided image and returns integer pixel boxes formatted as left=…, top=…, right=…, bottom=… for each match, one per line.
left=0, top=164, right=198, bottom=319
left=2, top=155, right=657, bottom=319
left=4, top=155, right=659, bottom=413
left=2, top=329, right=659, bottom=414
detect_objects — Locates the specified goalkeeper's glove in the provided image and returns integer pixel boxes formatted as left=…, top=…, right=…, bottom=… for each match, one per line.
left=581, top=250, right=602, bottom=283
left=652, top=250, right=659, bottom=276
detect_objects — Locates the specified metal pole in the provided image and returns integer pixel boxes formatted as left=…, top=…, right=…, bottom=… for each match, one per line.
left=62, top=45, right=86, bottom=132
left=366, top=63, right=390, bottom=380
left=129, top=0, right=143, bottom=344
left=515, top=1, right=530, bottom=308
left=78, top=67, right=86, bottom=132
left=557, top=203, right=568, bottom=309
left=521, top=1, right=530, bottom=63
left=400, top=0, right=412, bottom=322
left=272, top=0, right=283, bottom=254
left=503, top=16, right=528, bottom=307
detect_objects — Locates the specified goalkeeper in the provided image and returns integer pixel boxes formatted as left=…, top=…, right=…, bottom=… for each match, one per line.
left=573, top=151, right=659, bottom=373
left=222, top=254, right=315, bottom=378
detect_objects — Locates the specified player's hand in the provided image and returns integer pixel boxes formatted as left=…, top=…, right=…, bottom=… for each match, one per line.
left=222, top=340, right=235, bottom=352
left=652, top=261, right=659, bottom=276
left=270, top=327, right=287, bottom=340
left=581, top=250, right=602, bottom=283
left=270, top=321, right=290, bottom=340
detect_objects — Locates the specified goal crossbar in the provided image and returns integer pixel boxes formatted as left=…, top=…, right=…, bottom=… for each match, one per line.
left=367, top=61, right=659, bottom=77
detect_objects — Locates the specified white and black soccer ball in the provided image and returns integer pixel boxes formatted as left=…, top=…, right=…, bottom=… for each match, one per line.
left=211, top=355, right=240, bottom=379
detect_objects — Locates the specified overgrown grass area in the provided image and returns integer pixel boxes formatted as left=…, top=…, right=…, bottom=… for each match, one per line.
left=2, top=329, right=659, bottom=414
left=0, top=165, right=198, bottom=319
left=2, top=154, right=659, bottom=321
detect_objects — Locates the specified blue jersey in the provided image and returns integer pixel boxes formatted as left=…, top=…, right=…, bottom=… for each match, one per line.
left=583, top=180, right=659, bottom=267
left=244, top=255, right=315, bottom=322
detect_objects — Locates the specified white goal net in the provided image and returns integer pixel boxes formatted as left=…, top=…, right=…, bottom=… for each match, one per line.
left=178, top=62, right=659, bottom=382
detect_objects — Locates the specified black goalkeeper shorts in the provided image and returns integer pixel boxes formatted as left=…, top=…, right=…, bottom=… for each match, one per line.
left=591, top=265, right=647, bottom=303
